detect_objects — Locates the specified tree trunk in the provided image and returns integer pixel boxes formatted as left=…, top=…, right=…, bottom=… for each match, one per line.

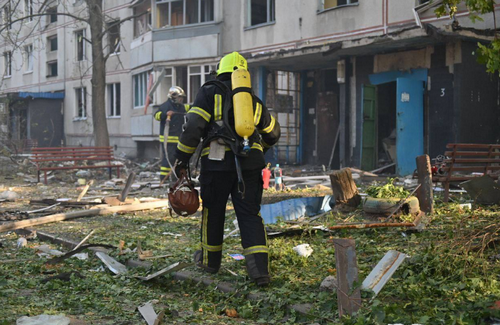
left=87, top=0, right=109, bottom=147
left=416, top=155, right=434, bottom=213
left=329, top=168, right=361, bottom=207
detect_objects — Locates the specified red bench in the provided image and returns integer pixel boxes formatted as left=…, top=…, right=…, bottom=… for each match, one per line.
left=32, top=147, right=123, bottom=184
left=433, top=144, right=500, bottom=202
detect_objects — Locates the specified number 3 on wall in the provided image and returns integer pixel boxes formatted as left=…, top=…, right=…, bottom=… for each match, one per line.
left=440, top=88, right=445, bottom=97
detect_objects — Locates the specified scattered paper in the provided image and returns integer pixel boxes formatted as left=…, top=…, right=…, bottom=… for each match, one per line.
left=229, top=254, right=245, bottom=260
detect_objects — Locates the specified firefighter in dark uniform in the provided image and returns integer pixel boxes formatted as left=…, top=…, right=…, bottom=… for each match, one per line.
left=154, top=86, right=190, bottom=181
left=173, top=52, right=280, bottom=286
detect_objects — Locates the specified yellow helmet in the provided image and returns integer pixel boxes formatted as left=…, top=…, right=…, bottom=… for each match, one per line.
left=217, top=52, right=247, bottom=75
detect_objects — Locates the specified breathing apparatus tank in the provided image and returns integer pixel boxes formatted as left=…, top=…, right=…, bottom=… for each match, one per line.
left=231, top=68, right=254, bottom=152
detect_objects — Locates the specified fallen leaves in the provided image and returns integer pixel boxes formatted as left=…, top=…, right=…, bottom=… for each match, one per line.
left=225, top=308, right=238, bottom=318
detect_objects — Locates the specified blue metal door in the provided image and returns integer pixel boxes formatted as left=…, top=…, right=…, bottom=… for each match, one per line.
left=396, top=78, right=424, bottom=175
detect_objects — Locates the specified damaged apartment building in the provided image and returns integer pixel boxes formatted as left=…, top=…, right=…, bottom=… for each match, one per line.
left=1, top=0, right=499, bottom=175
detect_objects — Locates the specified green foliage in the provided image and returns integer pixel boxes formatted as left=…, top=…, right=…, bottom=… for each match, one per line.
left=1, top=191, right=500, bottom=324
left=366, top=178, right=410, bottom=199
left=436, top=0, right=500, bottom=75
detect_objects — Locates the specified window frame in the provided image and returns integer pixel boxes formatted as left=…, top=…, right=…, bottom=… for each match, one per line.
left=24, top=0, right=34, bottom=22
left=75, top=87, right=87, bottom=119
left=318, top=0, right=359, bottom=13
left=75, top=29, right=86, bottom=61
left=247, top=0, right=275, bottom=29
left=107, top=21, right=121, bottom=55
left=3, top=4, right=11, bottom=30
left=47, top=60, right=58, bottom=78
left=108, top=83, right=121, bottom=117
left=187, top=64, right=216, bottom=103
left=4, top=51, right=12, bottom=78
left=133, top=0, right=152, bottom=38
left=47, top=6, right=58, bottom=24
left=24, top=44, right=33, bottom=73
left=48, top=35, right=58, bottom=52
left=133, top=71, right=151, bottom=109
left=154, top=0, right=215, bottom=30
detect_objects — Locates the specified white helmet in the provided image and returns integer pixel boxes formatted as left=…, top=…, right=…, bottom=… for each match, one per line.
left=168, top=86, right=186, bottom=103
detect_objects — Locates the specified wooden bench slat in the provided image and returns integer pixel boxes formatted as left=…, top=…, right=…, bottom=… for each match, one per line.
left=446, top=144, right=500, bottom=149
left=444, top=158, right=500, bottom=164
left=434, top=143, right=500, bottom=202
left=39, top=165, right=121, bottom=171
left=33, top=146, right=113, bottom=150
left=433, top=175, right=500, bottom=182
left=33, top=157, right=114, bottom=163
left=441, top=166, right=500, bottom=172
left=30, top=146, right=122, bottom=184
left=32, top=150, right=112, bottom=155
left=444, top=151, right=500, bottom=157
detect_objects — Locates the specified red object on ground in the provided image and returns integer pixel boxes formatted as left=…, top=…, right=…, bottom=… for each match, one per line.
left=262, top=168, right=271, bottom=189
left=490, top=301, right=500, bottom=310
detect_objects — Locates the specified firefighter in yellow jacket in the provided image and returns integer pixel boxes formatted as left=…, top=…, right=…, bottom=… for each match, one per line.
left=154, top=86, right=190, bottom=181
left=173, top=52, right=281, bottom=286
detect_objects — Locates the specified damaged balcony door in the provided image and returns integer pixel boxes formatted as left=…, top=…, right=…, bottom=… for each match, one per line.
left=396, top=78, right=424, bottom=175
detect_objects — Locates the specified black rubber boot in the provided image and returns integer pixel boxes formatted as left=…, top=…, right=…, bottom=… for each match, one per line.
left=193, top=250, right=219, bottom=274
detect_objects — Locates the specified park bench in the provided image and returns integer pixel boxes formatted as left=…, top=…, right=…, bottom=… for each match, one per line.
left=433, top=143, right=500, bottom=202
left=32, top=146, right=123, bottom=184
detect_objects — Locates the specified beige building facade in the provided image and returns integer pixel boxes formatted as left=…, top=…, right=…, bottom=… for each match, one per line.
left=1, top=1, right=499, bottom=174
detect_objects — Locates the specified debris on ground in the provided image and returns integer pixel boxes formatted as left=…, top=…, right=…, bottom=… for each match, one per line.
left=361, top=250, right=408, bottom=297
left=16, top=314, right=70, bottom=325
left=292, top=243, right=313, bottom=257
left=460, top=175, right=500, bottom=205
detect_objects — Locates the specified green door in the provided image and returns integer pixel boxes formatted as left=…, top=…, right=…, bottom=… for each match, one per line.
left=361, top=85, right=377, bottom=171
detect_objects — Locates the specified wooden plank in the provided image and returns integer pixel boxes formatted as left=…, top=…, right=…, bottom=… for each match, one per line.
left=77, top=180, right=94, bottom=202
left=444, top=158, right=500, bottom=164
left=33, top=157, right=115, bottom=163
left=333, top=239, right=361, bottom=317
left=0, top=200, right=171, bottom=232
left=119, top=172, right=136, bottom=202
left=329, top=221, right=417, bottom=230
left=33, top=146, right=113, bottom=150
left=441, top=166, right=500, bottom=172
left=444, top=151, right=500, bottom=156
left=416, top=155, right=433, bottom=214
left=39, top=165, right=121, bottom=171
left=446, top=144, right=500, bottom=149
left=434, top=175, right=499, bottom=182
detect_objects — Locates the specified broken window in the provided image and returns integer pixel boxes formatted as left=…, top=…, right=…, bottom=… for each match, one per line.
left=47, top=61, right=58, bottom=77
left=107, top=21, right=121, bottom=54
left=24, top=0, right=33, bottom=22
left=188, top=64, right=216, bottom=103
left=47, top=6, right=58, bottom=24
left=24, top=44, right=33, bottom=72
left=4, top=51, right=12, bottom=77
left=323, top=0, right=358, bottom=10
left=266, top=70, right=301, bottom=164
left=48, top=35, right=58, bottom=51
left=250, top=0, right=275, bottom=26
left=75, top=29, right=86, bottom=61
left=133, top=0, right=152, bottom=38
left=75, top=87, right=87, bottom=118
left=133, top=71, right=151, bottom=108
left=3, top=4, right=11, bottom=30
left=155, top=0, right=214, bottom=28
left=108, top=83, right=121, bottom=117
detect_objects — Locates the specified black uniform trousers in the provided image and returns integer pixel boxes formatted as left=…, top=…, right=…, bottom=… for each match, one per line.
left=199, top=168, right=269, bottom=280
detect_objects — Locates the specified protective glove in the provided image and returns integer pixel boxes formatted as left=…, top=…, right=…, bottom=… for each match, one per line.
left=173, top=159, right=188, bottom=179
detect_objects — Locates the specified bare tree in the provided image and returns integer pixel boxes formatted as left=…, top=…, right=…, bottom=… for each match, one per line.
left=0, top=0, right=145, bottom=147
